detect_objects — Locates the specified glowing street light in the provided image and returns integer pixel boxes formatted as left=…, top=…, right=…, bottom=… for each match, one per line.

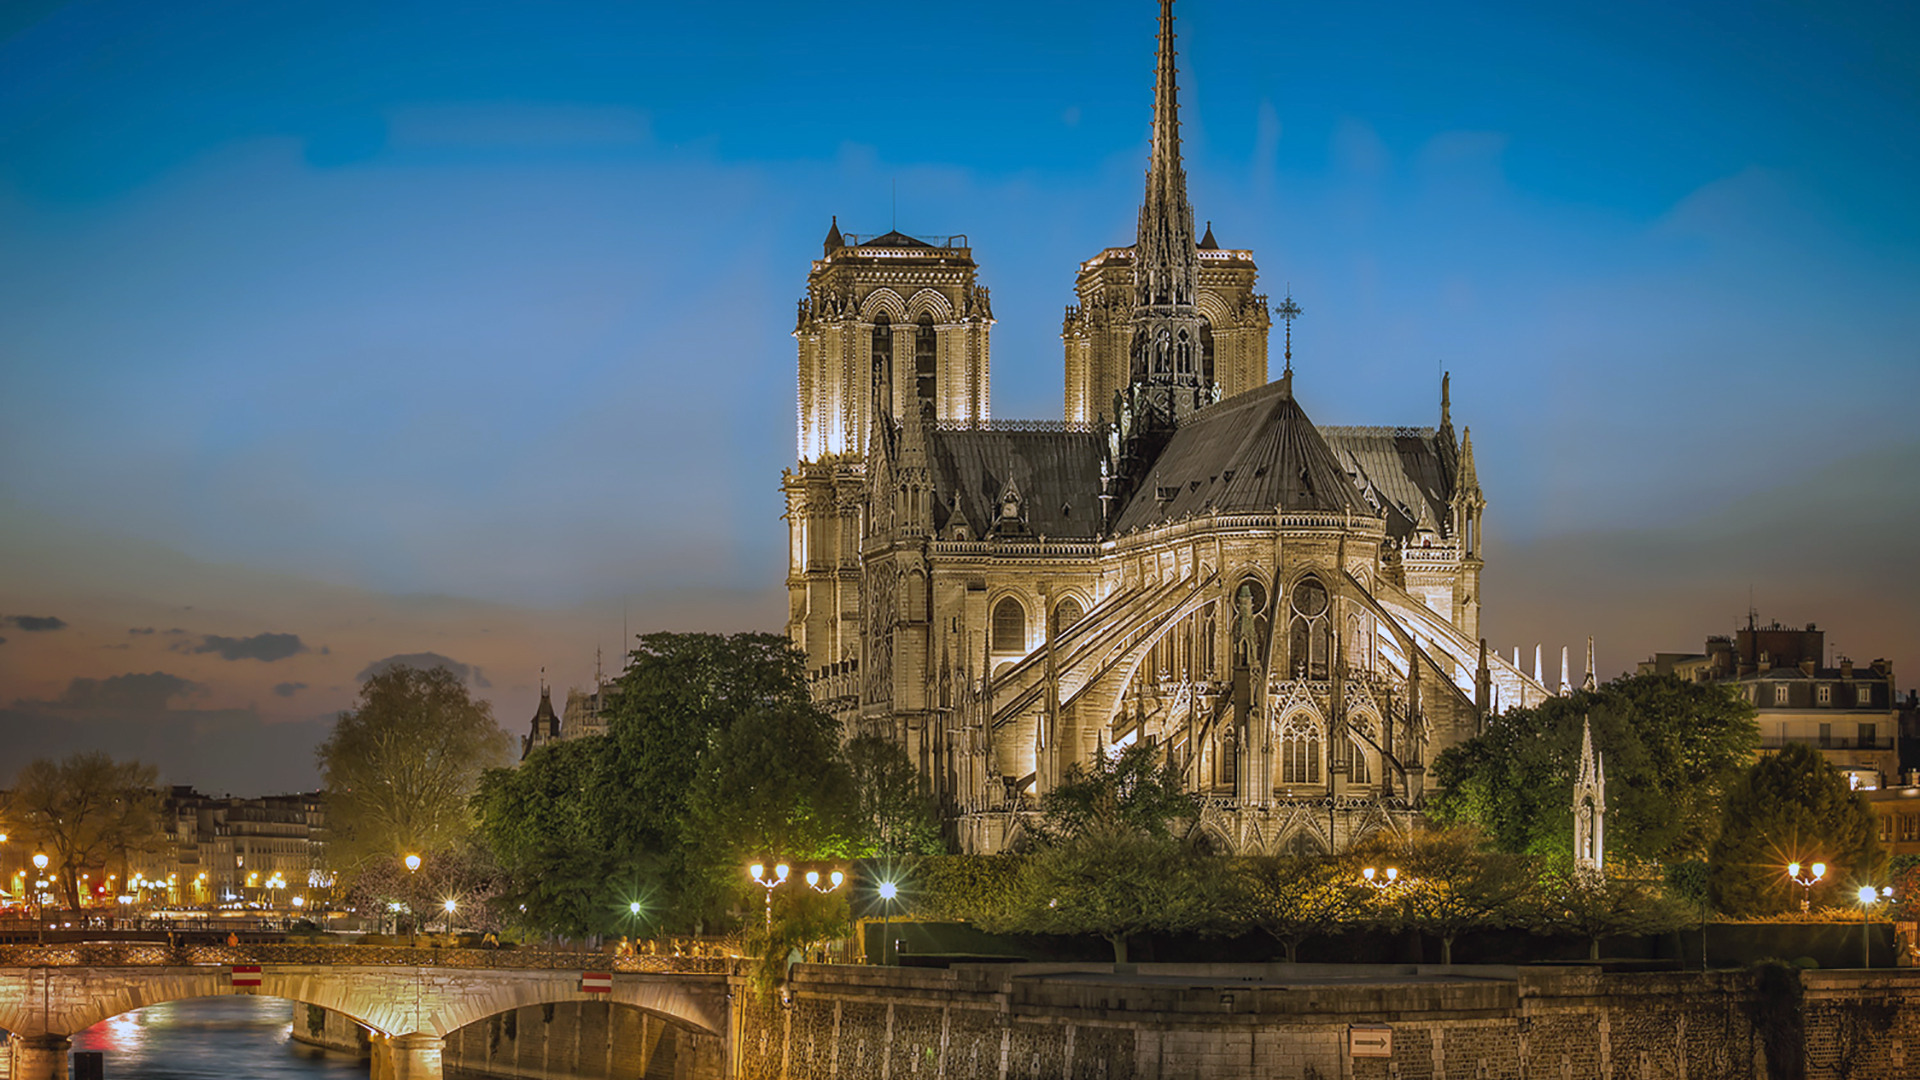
left=1361, top=866, right=1400, bottom=891
left=804, top=870, right=845, bottom=893
left=443, top=898, right=458, bottom=934
left=749, top=862, right=790, bottom=934
left=1788, top=862, right=1826, bottom=914
left=403, top=854, right=422, bottom=946
left=877, top=880, right=900, bottom=966
left=1856, top=884, right=1895, bottom=968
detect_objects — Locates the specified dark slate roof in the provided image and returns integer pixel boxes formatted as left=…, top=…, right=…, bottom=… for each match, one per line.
left=1111, top=381, right=1375, bottom=533
left=928, top=429, right=1105, bottom=540
left=1321, top=426, right=1453, bottom=540
left=860, top=230, right=935, bottom=249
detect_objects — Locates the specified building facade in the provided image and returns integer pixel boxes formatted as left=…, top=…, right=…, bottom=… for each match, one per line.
left=1640, top=619, right=1901, bottom=788
left=784, top=0, right=1555, bottom=855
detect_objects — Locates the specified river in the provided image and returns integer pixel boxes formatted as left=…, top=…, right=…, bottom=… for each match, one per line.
left=67, top=997, right=365, bottom=1078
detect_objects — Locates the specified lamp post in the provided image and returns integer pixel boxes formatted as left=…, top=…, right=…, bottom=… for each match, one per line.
left=1788, top=862, right=1826, bottom=914
left=403, top=854, right=421, bottom=946
left=877, top=881, right=899, bottom=966
left=1361, top=866, right=1401, bottom=892
left=443, top=898, right=457, bottom=935
left=749, top=862, right=789, bottom=935
left=32, top=853, right=49, bottom=942
left=1856, top=885, right=1894, bottom=968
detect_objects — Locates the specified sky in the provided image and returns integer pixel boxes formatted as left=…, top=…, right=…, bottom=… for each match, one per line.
left=1, top=0, right=1915, bottom=795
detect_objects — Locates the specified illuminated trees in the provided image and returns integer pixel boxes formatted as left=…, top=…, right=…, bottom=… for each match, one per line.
left=1707, top=743, right=1879, bottom=916
left=12, top=752, right=161, bottom=911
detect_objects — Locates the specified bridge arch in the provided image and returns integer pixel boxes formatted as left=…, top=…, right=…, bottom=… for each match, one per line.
left=0, top=969, right=384, bottom=1039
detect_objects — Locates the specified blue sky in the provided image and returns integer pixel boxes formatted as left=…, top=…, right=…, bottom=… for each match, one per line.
left=1, top=0, right=1915, bottom=793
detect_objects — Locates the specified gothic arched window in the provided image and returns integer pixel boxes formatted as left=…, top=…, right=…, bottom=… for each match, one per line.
left=1199, top=317, right=1215, bottom=384
left=1288, top=576, right=1333, bottom=680
left=991, top=596, right=1026, bottom=653
left=1052, top=597, right=1084, bottom=638
left=1279, top=714, right=1321, bottom=786
left=1176, top=328, right=1193, bottom=374
left=871, top=314, right=892, bottom=406
left=1349, top=736, right=1371, bottom=785
left=915, top=313, right=937, bottom=420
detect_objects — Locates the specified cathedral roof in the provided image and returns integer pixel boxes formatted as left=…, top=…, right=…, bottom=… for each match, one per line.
left=1112, top=380, right=1373, bottom=532
left=927, top=428, right=1105, bottom=541
left=859, top=230, right=936, bottom=249
left=1321, top=426, right=1453, bottom=541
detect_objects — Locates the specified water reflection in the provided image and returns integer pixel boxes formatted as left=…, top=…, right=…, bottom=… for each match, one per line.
left=71, top=997, right=365, bottom=1079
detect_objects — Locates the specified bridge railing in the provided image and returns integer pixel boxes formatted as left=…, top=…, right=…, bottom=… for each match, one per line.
left=0, top=942, right=732, bottom=974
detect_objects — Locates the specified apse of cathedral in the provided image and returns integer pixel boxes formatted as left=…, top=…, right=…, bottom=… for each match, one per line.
left=783, top=0, right=1557, bottom=855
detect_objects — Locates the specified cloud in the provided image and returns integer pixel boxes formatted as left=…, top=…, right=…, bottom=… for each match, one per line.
left=186, top=631, right=306, bottom=662
left=3, top=614, right=66, bottom=631
left=129, top=627, right=155, bottom=635
left=356, top=652, right=491, bottom=688
left=272, top=681, right=308, bottom=698
left=0, top=702, right=332, bottom=795
left=50, top=671, right=204, bottom=712
left=0, top=636, right=7, bottom=645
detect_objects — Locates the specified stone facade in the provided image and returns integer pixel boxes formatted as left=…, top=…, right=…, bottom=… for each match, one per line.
left=784, top=0, right=1555, bottom=854
left=736, top=962, right=1920, bottom=1080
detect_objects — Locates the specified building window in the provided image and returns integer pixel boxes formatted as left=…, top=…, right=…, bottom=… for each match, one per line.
left=1880, top=815, right=1893, bottom=843
left=1904, top=815, right=1920, bottom=843
left=991, top=597, right=1026, bottom=653
left=1858, top=685, right=1874, bottom=707
left=1818, top=684, right=1832, bottom=706
left=1279, top=716, right=1321, bottom=786
left=914, top=314, right=937, bottom=419
left=1217, top=733, right=1236, bottom=787
left=1052, top=597, right=1084, bottom=638
left=1860, top=723, right=1877, bottom=748
left=1774, top=683, right=1790, bottom=706
left=1818, top=723, right=1832, bottom=748
left=1288, top=576, right=1332, bottom=680
left=1349, top=738, right=1370, bottom=785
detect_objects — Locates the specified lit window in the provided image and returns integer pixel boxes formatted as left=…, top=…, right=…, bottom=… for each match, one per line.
left=1817, top=684, right=1832, bottom=706
left=1858, top=685, right=1874, bottom=707
left=1774, top=683, right=1790, bottom=706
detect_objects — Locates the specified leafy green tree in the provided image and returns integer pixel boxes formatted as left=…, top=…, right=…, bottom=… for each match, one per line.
left=1229, top=854, right=1361, bottom=962
left=473, top=737, right=621, bottom=937
left=13, top=752, right=162, bottom=911
left=1034, top=740, right=1195, bottom=844
left=1530, top=869, right=1688, bottom=960
left=983, top=825, right=1224, bottom=963
left=1707, top=742, right=1880, bottom=916
left=845, top=734, right=946, bottom=857
left=1362, top=827, right=1534, bottom=965
left=1431, top=675, right=1757, bottom=865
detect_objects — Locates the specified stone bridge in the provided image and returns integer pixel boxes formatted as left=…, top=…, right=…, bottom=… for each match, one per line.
left=0, top=943, right=735, bottom=1079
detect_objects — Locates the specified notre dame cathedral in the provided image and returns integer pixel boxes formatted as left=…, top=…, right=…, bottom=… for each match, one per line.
left=782, top=0, right=1555, bottom=855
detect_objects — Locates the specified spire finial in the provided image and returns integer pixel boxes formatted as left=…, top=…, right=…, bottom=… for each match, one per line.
left=1275, top=291, right=1302, bottom=377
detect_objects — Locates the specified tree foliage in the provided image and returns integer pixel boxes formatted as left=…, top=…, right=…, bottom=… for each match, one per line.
left=12, top=752, right=161, bottom=911
left=1528, top=868, right=1689, bottom=959
left=1227, top=855, right=1360, bottom=962
left=1359, top=827, right=1534, bottom=964
left=1707, top=742, right=1880, bottom=916
left=1033, top=740, right=1195, bottom=844
left=1430, top=674, right=1757, bottom=865
left=318, top=666, right=511, bottom=886
left=472, top=737, right=617, bottom=937
left=983, top=825, right=1223, bottom=963
left=845, top=734, right=945, bottom=857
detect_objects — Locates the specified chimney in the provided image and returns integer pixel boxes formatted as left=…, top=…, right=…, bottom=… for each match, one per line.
left=1799, top=659, right=1816, bottom=677
left=1842, top=658, right=1854, bottom=680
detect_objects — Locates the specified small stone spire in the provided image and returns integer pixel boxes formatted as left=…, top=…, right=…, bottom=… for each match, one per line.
left=823, top=215, right=843, bottom=255
left=1574, top=714, right=1607, bottom=874
left=1534, top=644, right=1543, bottom=686
left=1583, top=635, right=1597, bottom=692
left=1560, top=646, right=1571, bottom=697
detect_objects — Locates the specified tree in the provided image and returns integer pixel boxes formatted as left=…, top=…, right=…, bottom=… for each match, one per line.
left=473, top=737, right=619, bottom=938
left=1363, top=827, right=1534, bottom=965
left=983, top=824, right=1224, bottom=963
left=1707, top=742, right=1880, bottom=916
left=1034, top=740, right=1195, bottom=844
left=1431, top=674, right=1757, bottom=866
left=1229, top=854, right=1361, bottom=962
left=318, top=665, right=511, bottom=881
left=845, top=734, right=945, bottom=857
left=12, top=753, right=162, bottom=911
left=1530, top=869, right=1688, bottom=960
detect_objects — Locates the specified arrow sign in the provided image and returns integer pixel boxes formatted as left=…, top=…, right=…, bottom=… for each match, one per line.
left=1349, top=1024, right=1392, bottom=1058
left=230, top=965, right=262, bottom=988
left=580, top=971, right=612, bottom=994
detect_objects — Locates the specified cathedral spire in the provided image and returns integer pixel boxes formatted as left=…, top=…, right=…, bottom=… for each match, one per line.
left=1574, top=714, right=1607, bottom=874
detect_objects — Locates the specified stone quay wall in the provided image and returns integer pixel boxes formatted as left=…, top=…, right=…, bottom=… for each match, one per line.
left=295, top=1001, right=725, bottom=1080
left=733, top=962, right=1920, bottom=1080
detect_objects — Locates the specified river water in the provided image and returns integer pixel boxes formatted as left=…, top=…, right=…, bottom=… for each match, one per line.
left=67, top=997, right=365, bottom=1078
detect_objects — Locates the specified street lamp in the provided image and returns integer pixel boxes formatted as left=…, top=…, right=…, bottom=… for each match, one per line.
left=1361, top=866, right=1400, bottom=891
left=1856, top=885, right=1895, bottom=968
left=804, top=870, right=845, bottom=893
left=403, top=854, right=421, bottom=946
left=443, top=898, right=457, bottom=934
left=877, top=881, right=899, bottom=966
left=749, top=862, right=790, bottom=934
left=1788, top=862, right=1826, bottom=914
left=31, top=853, right=49, bottom=940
